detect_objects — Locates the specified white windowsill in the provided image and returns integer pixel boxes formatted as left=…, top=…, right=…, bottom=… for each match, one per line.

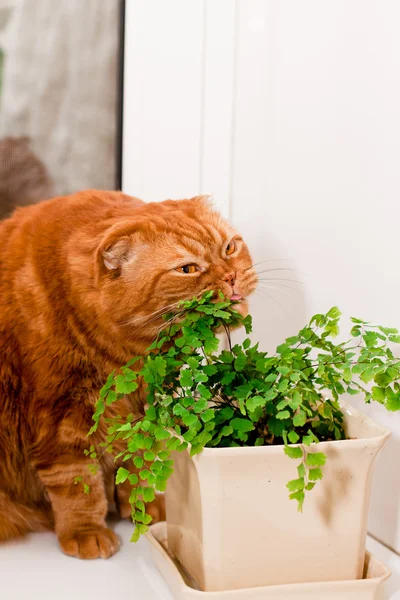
left=1, top=521, right=399, bottom=600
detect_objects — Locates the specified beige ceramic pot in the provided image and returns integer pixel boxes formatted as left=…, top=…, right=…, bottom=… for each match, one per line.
left=165, top=403, right=390, bottom=592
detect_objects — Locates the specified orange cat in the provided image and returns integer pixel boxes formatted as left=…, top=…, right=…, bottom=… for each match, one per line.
left=0, top=190, right=256, bottom=558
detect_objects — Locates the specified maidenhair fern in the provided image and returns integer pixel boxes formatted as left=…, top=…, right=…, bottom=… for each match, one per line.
left=86, top=293, right=400, bottom=539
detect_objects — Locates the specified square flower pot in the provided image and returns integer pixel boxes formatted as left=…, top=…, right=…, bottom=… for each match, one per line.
left=165, top=402, right=390, bottom=591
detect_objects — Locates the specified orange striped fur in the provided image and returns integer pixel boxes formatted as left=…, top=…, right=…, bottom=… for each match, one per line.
left=0, top=190, right=255, bottom=558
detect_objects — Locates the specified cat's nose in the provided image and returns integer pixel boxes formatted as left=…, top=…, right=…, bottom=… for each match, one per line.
left=223, top=271, right=236, bottom=286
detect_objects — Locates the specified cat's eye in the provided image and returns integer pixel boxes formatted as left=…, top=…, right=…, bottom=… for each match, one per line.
left=226, top=240, right=236, bottom=256
left=177, top=264, right=198, bottom=274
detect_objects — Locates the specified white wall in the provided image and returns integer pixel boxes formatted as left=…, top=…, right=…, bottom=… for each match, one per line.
left=123, top=0, right=400, bottom=552
left=122, top=0, right=234, bottom=218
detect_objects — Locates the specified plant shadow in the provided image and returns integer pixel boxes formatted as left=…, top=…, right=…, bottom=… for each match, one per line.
left=316, top=444, right=353, bottom=526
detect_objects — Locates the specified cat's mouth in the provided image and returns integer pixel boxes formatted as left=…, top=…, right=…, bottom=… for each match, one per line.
left=229, top=294, right=249, bottom=317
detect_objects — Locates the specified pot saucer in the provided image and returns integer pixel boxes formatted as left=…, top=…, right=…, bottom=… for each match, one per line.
left=145, top=522, right=391, bottom=600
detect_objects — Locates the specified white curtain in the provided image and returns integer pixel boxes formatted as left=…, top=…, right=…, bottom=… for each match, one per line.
left=0, top=0, right=119, bottom=195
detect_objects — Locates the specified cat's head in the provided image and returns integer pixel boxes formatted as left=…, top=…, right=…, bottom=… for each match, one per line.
left=96, top=196, right=257, bottom=342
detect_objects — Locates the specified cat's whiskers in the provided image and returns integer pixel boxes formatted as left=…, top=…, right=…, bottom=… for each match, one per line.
left=143, top=303, right=186, bottom=327
left=257, top=277, right=303, bottom=285
left=257, top=283, right=294, bottom=299
left=119, top=300, right=183, bottom=328
left=245, top=258, right=291, bottom=271
left=245, top=258, right=291, bottom=272
left=253, top=267, right=295, bottom=276
left=254, top=287, right=285, bottom=311
left=151, top=309, right=187, bottom=340
left=258, top=280, right=303, bottom=295
left=243, top=272, right=259, bottom=291
left=136, top=292, right=202, bottom=335
left=149, top=287, right=218, bottom=342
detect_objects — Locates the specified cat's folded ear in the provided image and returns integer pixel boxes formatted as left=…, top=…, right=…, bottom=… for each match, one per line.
left=101, top=236, right=133, bottom=270
left=96, top=227, right=137, bottom=277
left=189, top=194, right=213, bottom=205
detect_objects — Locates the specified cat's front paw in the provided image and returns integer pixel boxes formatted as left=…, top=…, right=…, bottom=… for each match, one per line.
left=59, top=527, right=120, bottom=559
